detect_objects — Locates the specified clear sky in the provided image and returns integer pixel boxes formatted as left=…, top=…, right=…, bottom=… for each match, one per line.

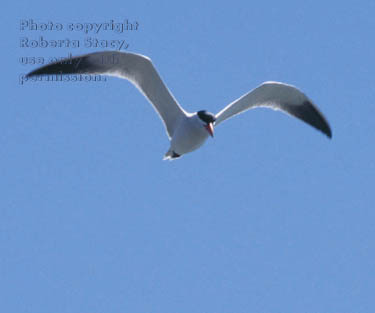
left=2, top=1, right=375, bottom=312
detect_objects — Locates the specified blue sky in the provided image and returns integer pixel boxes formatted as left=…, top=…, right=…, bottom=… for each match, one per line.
left=2, top=1, right=375, bottom=312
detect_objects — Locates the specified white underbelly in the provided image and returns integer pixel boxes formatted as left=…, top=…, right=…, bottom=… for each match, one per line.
left=170, top=118, right=209, bottom=155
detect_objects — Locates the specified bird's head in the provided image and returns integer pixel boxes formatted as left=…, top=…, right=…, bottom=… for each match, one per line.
left=197, top=110, right=216, bottom=137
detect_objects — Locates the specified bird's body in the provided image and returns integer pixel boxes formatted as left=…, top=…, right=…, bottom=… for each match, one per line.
left=165, top=113, right=211, bottom=159
left=26, top=51, right=332, bottom=160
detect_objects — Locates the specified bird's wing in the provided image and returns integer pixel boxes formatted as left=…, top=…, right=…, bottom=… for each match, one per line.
left=214, top=81, right=332, bottom=138
left=26, top=51, right=187, bottom=139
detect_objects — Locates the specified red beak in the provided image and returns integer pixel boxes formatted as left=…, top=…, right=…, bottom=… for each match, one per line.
left=205, top=122, right=214, bottom=137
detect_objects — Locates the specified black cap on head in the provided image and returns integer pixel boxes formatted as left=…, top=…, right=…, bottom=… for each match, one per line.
left=197, top=110, right=216, bottom=124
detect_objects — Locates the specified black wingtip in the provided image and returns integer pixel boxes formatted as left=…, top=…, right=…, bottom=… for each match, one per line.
left=320, top=121, right=332, bottom=139
left=26, top=55, right=90, bottom=78
left=326, top=128, right=332, bottom=139
left=26, top=68, right=47, bottom=78
left=299, top=100, right=332, bottom=140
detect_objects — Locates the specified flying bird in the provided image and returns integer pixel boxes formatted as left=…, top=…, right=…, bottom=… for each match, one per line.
left=26, top=51, right=332, bottom=160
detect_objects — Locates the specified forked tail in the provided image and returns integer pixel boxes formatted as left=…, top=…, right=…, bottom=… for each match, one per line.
left=163, top=149, right=181, bottom=160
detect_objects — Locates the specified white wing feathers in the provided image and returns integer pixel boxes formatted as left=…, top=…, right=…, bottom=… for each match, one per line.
left=215, top=81, right=332, bottom=138
left=26, top=51, right=187, bottom=139
left=27, top=56, right=332, bottom=140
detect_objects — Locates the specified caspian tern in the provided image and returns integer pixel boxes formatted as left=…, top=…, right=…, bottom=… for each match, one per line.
left=26, top=51, right=332, bottom=160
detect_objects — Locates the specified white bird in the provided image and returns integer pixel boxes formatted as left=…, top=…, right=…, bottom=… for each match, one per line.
left=26, top=51, right=332, bottom=160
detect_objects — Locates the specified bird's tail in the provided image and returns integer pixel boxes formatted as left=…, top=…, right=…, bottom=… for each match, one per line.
left=163, top=149, right=181, bottom=161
